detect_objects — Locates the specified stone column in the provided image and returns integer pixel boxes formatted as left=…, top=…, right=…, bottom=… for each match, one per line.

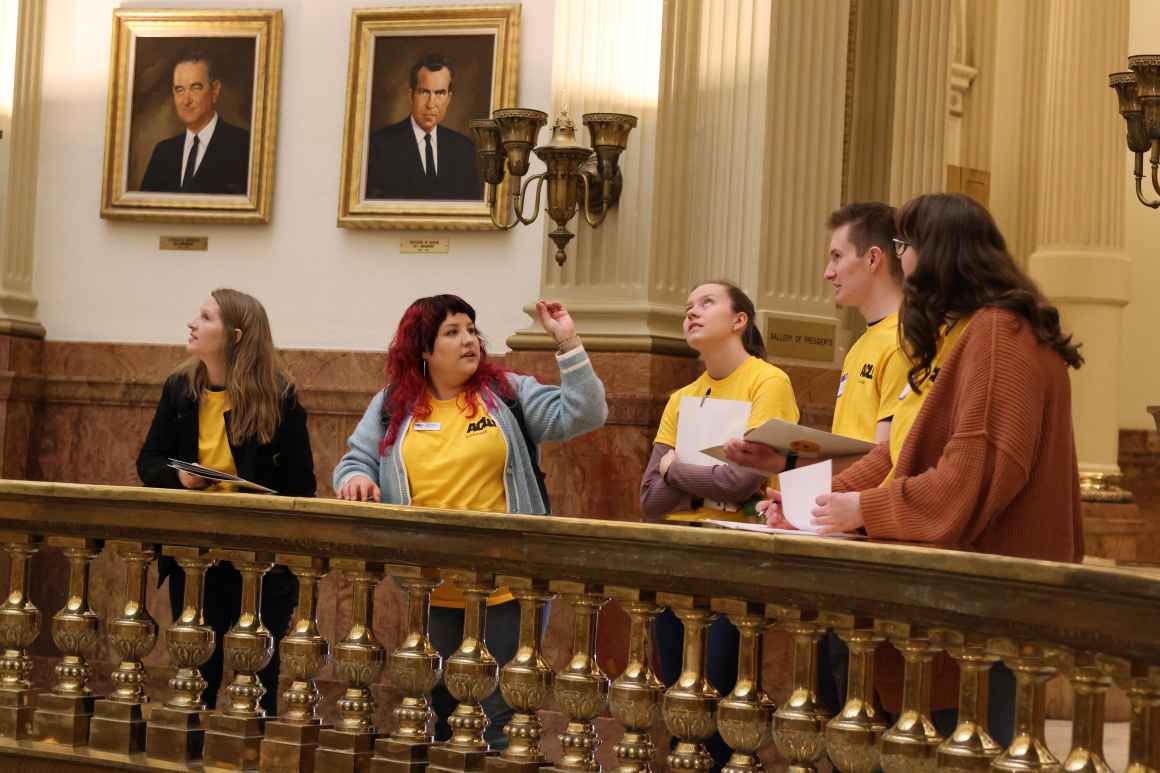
left=0, top=0, right=46, bottom=481
left=505, top=0, right=865, bottom=517
left=0, top=0, right=46, bottom=339
left=1026, top=0, right=1132, bottom=502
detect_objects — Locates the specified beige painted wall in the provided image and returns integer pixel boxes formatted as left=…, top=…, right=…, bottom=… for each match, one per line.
left=30, top=0, right=555, bottom=351
left=1121, top=0, right=1160, bottom=429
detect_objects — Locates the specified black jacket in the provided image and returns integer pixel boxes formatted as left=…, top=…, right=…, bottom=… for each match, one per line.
left=138, top=374, right=316, bottom=587
left=366, top=118, right=482, bottom=200
left=138, top=117, right=251, bottom=195
left=137, top=374, right=316, bottom=496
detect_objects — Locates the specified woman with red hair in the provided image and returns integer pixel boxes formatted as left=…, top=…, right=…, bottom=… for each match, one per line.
left=333, top=293, right=606, bottom=748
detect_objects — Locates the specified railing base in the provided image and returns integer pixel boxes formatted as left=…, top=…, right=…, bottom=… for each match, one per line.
left=145, top=705, right=207, bottom=764
left=0, top=687, right=35, bottom=740
left=316, top=728, right=376, bottom=773
left=429, top=744, right=490, bottom=773
left=484, top=757, right=549, bottom=773
left=33, top=693, right=96, bottom=746
left=0, top=736, right=153, bottom=772
left=261, top=719, right=329, bottom=772
left=372, top=736, right=433, bottom=773
left=89, top=699, right=146, bottom=755
left=203, top=713, right=266, bottom=769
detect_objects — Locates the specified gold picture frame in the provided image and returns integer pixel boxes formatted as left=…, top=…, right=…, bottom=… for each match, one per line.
left=99, top=9, right=282, bottom=224
left=337, top=5, right=520, bottom=230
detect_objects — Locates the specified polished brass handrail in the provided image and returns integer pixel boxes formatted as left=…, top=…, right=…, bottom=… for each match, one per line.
left=0, top=479, right=1154, bottom=773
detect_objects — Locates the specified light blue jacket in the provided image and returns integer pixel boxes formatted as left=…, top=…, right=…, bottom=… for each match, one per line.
left=332, top=346, right=607, bottom=515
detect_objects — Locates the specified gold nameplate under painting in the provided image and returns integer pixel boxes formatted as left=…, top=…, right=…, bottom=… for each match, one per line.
left=765, top=318, right=836, bottom=362
left=159, top=236, right=209, bottom=251
left=401, top=238, right=450, bottom=254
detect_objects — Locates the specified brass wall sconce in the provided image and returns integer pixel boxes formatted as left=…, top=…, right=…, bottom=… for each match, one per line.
left=469, top=109, right=637, bottom=265
left=1110, top=56, right=1160, bottom=208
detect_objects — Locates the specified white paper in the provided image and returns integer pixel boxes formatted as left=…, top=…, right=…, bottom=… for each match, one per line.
left=777, top=459, right=832, bottom=533
left=702, top=519, right=866, bottom=539
left=675, top=396, right=751, bottom=466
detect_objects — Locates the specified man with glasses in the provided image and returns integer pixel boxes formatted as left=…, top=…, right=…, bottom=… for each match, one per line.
left=366, top=53, right=483, bottom=200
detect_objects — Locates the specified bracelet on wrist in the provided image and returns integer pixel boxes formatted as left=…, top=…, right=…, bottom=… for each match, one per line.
left=556, top=336, right=581, bottom=354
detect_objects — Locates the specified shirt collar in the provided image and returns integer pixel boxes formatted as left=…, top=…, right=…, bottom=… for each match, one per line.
left=186, top=112, right=219, bottom=146
left=411, top=115, right=436, bottom=144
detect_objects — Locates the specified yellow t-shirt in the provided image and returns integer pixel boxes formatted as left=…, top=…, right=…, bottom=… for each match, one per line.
left=883, top=315, right=975, bottom=484
left=831, top=313, right=910, bottom=443
left=655, top=356, right=799, bottom=522
left=198, top=389, right=238, bottom=493
left=401, top=394, right=512, bottom=608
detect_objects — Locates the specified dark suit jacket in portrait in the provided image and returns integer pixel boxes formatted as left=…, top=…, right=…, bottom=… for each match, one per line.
left=138, top=118, right=251, bottom=195
left=366, top=118, right=482, bottom=200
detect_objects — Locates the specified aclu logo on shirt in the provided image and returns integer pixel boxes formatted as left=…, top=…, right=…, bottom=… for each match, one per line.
left=466, top=416, right=497, bottom=437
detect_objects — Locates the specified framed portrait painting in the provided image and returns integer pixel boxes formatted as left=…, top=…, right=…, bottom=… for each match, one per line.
left=337, top=5, right=519, bottom=230
left=99, top=9, right=282, bottom=224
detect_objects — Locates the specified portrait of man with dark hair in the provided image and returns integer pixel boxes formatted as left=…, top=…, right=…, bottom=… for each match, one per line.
left=138, top=50, right=251, bottom=195
left=365, top=52, right=482, bottom=201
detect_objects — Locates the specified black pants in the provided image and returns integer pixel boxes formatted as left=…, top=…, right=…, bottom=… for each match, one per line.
left=166, top=562, right=299, bottom=716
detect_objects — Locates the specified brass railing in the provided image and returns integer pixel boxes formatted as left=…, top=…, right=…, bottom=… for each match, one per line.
left=0, top=480, right=1155, bottom=773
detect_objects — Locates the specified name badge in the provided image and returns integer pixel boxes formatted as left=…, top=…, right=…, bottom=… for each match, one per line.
left=413, top=422, right=441, bottom=431
left=836, top=373, right=847, bottom=398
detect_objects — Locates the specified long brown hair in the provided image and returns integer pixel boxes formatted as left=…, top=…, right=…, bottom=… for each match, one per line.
left=896, top=193, right=1082, bottom=392
left=175, top=288, right=289, bottom=444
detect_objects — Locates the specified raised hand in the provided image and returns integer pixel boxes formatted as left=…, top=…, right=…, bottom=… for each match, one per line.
left=535, top=299, right=579, bottom=351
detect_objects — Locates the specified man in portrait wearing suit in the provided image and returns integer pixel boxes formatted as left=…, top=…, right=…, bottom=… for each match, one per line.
left=139, top=52, right=251, bottom=195
left=365, top=53, right=482, bottom=200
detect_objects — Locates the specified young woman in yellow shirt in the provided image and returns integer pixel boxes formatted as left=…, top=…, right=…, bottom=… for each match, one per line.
left=137, top=288, right=316, bottom=715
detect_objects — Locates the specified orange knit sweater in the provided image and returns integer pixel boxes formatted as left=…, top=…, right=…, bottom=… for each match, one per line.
left=833, top=307, right=1083, bottom=712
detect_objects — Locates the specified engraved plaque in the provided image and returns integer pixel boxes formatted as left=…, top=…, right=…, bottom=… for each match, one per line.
left=159, top=236, right=208, bottom=251
left=765, top=318, right=836, bottom=362
left=401, top=238, right=450, bottom=254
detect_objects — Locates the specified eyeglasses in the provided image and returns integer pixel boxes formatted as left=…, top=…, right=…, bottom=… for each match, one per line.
left=892, top=237, right=911, bottom=258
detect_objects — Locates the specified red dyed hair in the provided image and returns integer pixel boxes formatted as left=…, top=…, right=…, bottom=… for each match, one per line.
left=379, top=294, right=514, bottom=452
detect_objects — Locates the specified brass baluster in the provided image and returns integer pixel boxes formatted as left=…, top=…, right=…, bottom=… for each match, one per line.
left=0, top=533, right=42, bottom=740
left=372, top=565, right=442, bottom=773
left=317, top=559, right=387, bottom=773
left=1120, top=663, right=1160, bottom=773
left=770, top=605, right=830, bottom=773
left=878, top=623, right=942, bottom=773
left=430, top=570, right=500, bottom=773
left=91, top=541, right=158, bottom=755
left=659, top=593, right=717, bottom=773
left=35, top=537, right=102, bottom=746
left=607, top=588, right=664, bottom=773
left=934, top=631, right=1002, bottom=772
left=823, top=613, right=886, bottom=773
left=991, top=641, right=1061, bottom=773
left=713, top=599, right=774, bottom=773
left=1061, top=653, right=1113, bottom=773
left=203, top=550, right=275, bottom=769
left=261, top=555, right=331, bottom=772
left=146, top=546, right=217, bottom=764
left=487, top=576, right=556, bottom=773
left=545, top=581, right=609, bottom=773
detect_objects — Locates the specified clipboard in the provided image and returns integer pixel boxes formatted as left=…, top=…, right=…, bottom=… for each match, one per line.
left=700, top=418, right=874, bottom=464
left=167, top=458, right=278, bottom=494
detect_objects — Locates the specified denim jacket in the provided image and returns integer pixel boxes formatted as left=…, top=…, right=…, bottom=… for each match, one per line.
left=332, top=346, right=607, bottom=514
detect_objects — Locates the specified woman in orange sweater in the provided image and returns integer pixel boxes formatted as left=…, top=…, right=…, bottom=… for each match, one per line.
left=763, top=192, right=1084, bottom=746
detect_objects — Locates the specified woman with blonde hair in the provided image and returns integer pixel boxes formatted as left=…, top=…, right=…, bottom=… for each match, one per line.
left=138, top=288, right=316, bottom=715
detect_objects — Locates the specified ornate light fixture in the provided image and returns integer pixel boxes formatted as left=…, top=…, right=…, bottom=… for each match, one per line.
left=1110, top=56, right=1160, bottom=208
left=469, top=109, right=637, bottom=265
